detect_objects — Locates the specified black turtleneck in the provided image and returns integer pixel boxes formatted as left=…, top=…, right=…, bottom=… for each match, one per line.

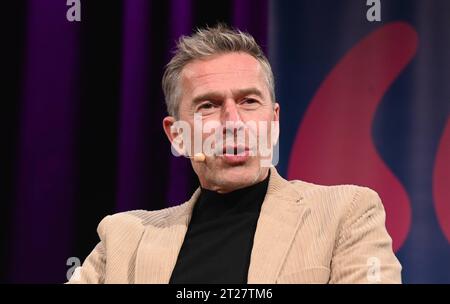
left=169, top=170, right=270, bottom=284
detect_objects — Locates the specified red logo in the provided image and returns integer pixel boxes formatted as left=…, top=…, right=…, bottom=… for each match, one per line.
left=288, top=22, right=419, bottom=251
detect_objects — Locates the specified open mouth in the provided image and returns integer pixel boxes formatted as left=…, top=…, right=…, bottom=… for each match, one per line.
left=216, top=145, right=251, bottom=165
left=222, top=145, right=249, bottom=156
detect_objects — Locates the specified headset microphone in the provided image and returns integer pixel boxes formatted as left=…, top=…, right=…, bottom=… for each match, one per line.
left=185, top=152, right=206, bottom=163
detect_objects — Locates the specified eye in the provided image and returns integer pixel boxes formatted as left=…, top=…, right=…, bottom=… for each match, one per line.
left=241, top=98, right=259, bottom=106
left=198, top=102, right=215, bottom=110
left=196, top=101, right=219, bottom=114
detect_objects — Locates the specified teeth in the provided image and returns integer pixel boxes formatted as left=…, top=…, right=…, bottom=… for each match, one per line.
left=222, top=146, right=245, bottom=155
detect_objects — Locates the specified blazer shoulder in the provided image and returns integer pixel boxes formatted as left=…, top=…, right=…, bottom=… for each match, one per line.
left=98, top=203, right=187, bottom=233
left=288, top=179, right=382, bottom=211
left=289, top=178, right=377, bottom=193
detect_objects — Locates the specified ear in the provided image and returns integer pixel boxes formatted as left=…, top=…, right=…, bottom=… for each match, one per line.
left=273, top=102, right=280, bottom=121
left=272, top=102, right=281, bottom=146
left=163, top=116, right=177, bottom=143
left=163, top=116, right=186, bottom=156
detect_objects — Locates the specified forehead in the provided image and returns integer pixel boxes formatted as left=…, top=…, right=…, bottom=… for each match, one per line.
left=180, top=52, right=265, bottom=96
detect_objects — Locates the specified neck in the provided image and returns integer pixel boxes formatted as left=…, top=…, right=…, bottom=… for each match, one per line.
left=202, top=167, right=270, bottom=194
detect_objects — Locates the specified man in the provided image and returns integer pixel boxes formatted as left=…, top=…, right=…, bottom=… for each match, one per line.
left=68, top=24, right=401, bottom=284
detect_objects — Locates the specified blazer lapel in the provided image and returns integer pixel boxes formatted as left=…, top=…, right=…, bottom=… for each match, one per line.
left=134, top=189, right=201, bottom=283
left=135, top=166, right=308, bottom=283
left=247, top=167, right=309, bottom=283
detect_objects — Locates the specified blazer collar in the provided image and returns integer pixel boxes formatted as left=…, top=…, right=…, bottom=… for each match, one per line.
left=135, top=166, right=308, bottom=283
left=247, top=167, right=308, bottom=283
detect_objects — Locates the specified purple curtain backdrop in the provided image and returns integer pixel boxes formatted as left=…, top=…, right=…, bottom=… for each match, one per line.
left=4, top=0, right=268, bottom=283
left=11, top=0, right=81, bottom=283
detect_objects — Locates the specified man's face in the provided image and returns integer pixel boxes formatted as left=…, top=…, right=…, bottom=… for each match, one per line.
left=164, top=52, right=280, bottom=193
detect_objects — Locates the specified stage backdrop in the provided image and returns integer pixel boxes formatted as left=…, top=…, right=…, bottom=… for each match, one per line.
left=1, top=0, right=449, bottom=283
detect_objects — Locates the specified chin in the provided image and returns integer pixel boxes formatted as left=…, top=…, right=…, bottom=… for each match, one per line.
left=194, top=158, right=265, bottom=192
left=217, top=165, right=261, bottom=188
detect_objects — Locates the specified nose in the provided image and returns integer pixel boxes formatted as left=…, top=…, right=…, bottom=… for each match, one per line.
left=222, top=99, right=241, bottom=122
left=221, top=99, right=245, bottom=138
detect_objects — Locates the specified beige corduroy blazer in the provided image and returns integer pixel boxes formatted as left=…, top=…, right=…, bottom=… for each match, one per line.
left=68, top=166, right=401, bottom=284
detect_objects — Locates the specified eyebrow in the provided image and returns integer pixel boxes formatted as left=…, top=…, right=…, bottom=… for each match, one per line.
left=191, top=87, right=264, bottom=106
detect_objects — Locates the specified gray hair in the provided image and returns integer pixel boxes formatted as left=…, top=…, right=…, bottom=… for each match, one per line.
left=162, top=24, right=275, bottom=117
